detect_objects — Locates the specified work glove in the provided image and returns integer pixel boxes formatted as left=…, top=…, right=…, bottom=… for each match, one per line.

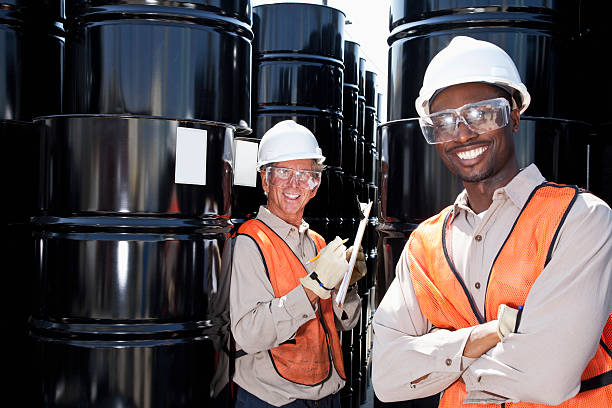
left=300, top=236, right=349, bottom=299
left=496, top=304, right=519, bottom=340
left=343, top=245, right=367, bottom=287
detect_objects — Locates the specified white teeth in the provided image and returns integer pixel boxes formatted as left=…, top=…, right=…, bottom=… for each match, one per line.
left=284, top=193, right=299, bottom=199
left=457, top=146, right=488, bottom=160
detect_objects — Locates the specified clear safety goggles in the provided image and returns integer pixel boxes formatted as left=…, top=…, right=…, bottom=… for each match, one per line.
left=419, top=97, right=511, bottom=144
left=266, top=166, right=322, bottom=190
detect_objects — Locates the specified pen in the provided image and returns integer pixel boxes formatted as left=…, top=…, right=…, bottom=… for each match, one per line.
left=514, top=305, right=523, bottom=333
left=306, top=253, right=321, bottom=264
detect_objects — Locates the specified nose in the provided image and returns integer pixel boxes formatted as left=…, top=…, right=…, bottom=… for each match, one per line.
left=287, top=171, right=300, bottom=187
left=454, top=121, right=478, bottom=144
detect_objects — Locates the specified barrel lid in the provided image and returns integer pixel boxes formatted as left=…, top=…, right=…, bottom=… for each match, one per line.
left=66, top=0, right=252, bottom=26
left=253, top=2, right=345, bottom=62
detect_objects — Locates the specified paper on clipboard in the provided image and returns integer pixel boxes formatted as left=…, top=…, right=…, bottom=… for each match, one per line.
left=335, top=200, right=372, bottom=307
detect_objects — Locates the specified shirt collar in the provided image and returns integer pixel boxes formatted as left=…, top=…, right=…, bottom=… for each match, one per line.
left=255, top=205, right=310, bottom=239
left=452, top=164, right=546, bottom=217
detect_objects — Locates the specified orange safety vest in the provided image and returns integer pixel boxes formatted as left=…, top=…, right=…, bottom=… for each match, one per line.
left=236, top=219, right=346, bottom=386
left=408, top=183, right=612, bottom=407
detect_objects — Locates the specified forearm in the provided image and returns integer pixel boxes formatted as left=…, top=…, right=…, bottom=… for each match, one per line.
left=231, top=284, right=315, bottom=353
left=372, top=323, right=476, bottom=401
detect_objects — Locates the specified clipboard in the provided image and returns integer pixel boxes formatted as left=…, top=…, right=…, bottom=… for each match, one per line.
left=335, top=200, right=372, bottom=307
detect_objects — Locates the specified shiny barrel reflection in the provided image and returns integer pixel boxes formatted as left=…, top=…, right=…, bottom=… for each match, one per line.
left=0, top=0, right=64, bottom=121
left=37, top=116, right=233, bottom=219
left=29, top=227, right=232, bottom=407
left=64, top=1, right=253, bottom=132
left=386, top=0, right=575, bottom=121
left=30, top=114, right=235, bottom=406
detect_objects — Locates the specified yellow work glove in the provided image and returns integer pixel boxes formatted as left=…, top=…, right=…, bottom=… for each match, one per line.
left=496, top=304, right=519, bottom=340
left=344, top=245, right=367, bottom=286
left=300, top=236, right=349, bottom=299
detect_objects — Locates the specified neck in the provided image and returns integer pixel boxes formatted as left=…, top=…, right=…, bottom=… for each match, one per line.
left=464, top=165, right=520, bottom=214
left=268, top=207, right=304, bottom=228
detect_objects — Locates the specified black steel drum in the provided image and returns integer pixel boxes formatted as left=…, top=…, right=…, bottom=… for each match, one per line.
left=514, top=117, right=592, bottom=189
left=0, top=0, right=64, bottom=120
left=387, top=0, right=576, bottom=121
left=252, top=2, right=345, bottom=136
left=3, top=119, right=39, bottom=222
left=29, top=226, right=232, bottom=407
left=64, top=1, right=252, bottom=131
left=37, top=115, right=233, bottom=220
left=343, top=41, right=360, bottom=130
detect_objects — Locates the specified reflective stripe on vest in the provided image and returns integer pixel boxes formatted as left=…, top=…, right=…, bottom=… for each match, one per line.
left=408, top=183, right=612, bottom=407
left=237, top=219, right=346, bottom=386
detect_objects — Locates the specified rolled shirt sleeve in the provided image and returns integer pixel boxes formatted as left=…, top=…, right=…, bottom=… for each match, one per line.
left=371, top=244, right=477, bottom=402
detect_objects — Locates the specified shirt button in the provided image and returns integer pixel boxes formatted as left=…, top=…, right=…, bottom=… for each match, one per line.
left=302, top=314, right=309, bottom=319
left=474, top=234, right=482, bottom=242
left=475, top=282, right=481, bottom=289
left=445, top=358, right=452, bottom=366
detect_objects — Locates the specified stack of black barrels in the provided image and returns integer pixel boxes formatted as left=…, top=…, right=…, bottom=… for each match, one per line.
left=248, top=2, right=346, bottom=239
left=375, top=1, right=610, bottom=407
left=3, top=0, right=254, bottom=405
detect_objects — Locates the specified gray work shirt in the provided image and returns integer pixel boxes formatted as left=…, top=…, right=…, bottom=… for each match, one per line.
left=229, top=206, right=361, bottom=406
left=372, top=164, right=612, bottom=405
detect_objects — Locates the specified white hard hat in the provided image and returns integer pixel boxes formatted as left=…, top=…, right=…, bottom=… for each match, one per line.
left=415, top=36, right=531, bottom=118
left=256, top=120, right=326, bottom=170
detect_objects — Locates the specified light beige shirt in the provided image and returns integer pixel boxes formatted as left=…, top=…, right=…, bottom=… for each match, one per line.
left=229, top=206, right=361, bottom=407
left=372, top=164, right=612, bottom=405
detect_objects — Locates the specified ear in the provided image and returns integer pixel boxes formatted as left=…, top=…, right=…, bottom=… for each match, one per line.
left=260, top=170, right=269, bottom=194
left=510, top=110, right=521, bottom=133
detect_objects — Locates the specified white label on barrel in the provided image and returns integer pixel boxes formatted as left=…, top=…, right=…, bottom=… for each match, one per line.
left=175, top=127, right=207, bottom=185
left=234, top=140, right=259, bottom=187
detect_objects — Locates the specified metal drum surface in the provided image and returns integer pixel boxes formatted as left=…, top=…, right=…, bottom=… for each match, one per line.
left=0, top=1, right=64, bottom=120
left=3, top=119, right=39, bottom=223
left=255, top=57, right=343, bottom=114
left=514, top=117, right=592, bottom=189
left=29, top=227, right=232, bottom=407
left=386, top=2, right=574, bottom=121
left=589, top=123, right=612, bottom=207
left=64, top=2, right=252, bottom=131
left=252, top=2, right=345, bottom=164
left=253, top=2, right=344, bottom=60
left=342, top=41, right=360, bottom=130
left=37, top=115, right=233, bottom=220
left=68, top=0, right=252, bottom=24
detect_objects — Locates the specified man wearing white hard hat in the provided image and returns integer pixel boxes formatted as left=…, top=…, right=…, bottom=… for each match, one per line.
left=228, top=120, right=366, bottom=407
left=372, top=36, right=611, bottom=406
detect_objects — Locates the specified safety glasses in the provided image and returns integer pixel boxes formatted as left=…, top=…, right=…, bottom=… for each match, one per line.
left=419, top=97, right=511, bottom=144
left=266, top=166, right=322, bottom=190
